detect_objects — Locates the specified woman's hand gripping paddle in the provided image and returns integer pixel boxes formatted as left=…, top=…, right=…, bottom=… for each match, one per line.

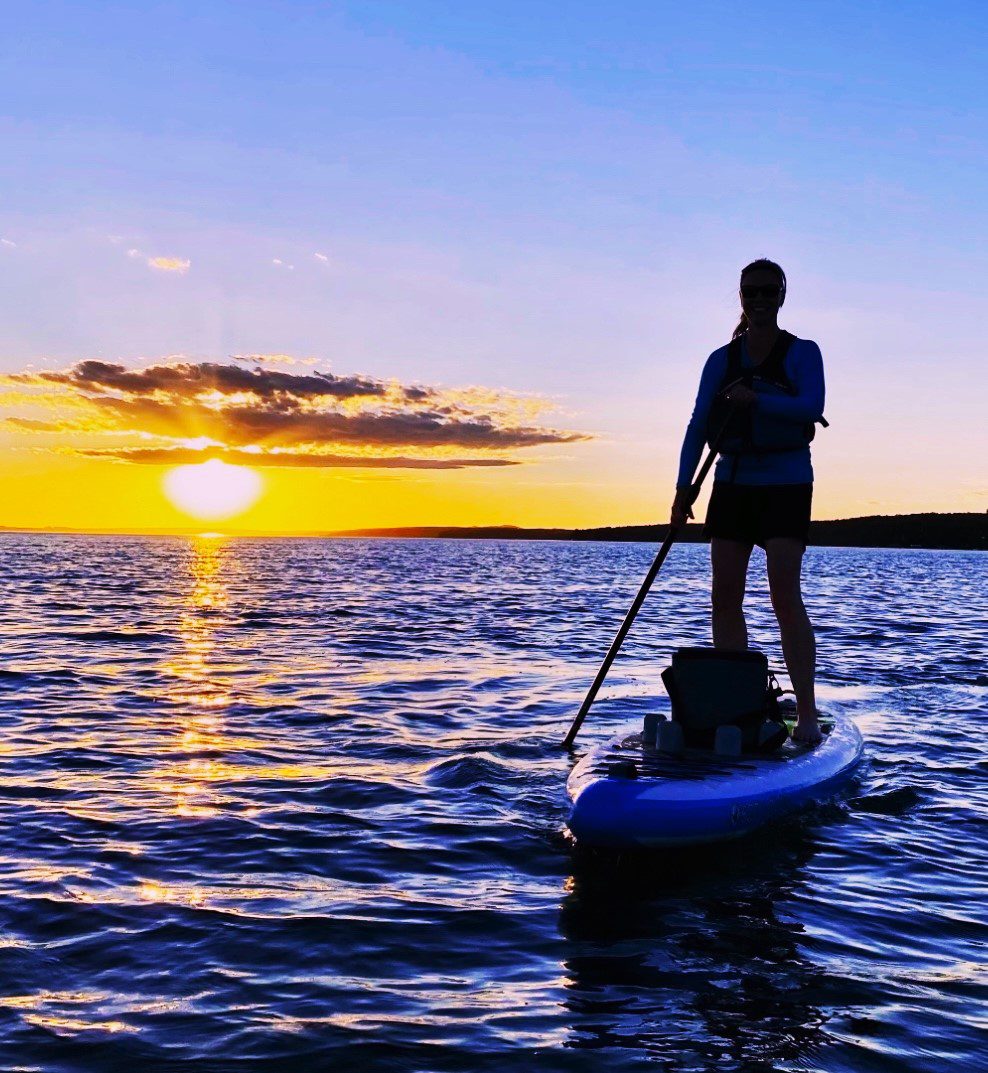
left=561, top=419, right=731, bottom=749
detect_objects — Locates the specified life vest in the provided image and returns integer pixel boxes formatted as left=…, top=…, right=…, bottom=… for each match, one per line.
left=705, top=331, right=827, bottom=455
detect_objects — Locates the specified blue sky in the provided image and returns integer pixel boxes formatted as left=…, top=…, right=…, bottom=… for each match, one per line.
left=1, top=1, right=985, bottom=524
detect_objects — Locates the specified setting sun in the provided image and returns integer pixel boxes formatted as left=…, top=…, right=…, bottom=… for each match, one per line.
left=163, top=459, right=263, bottom=521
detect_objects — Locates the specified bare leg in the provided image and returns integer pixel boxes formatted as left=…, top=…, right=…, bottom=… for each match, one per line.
left=766, top=538, right=821, bottom=744
left=710, top=538, right=753, bottom=651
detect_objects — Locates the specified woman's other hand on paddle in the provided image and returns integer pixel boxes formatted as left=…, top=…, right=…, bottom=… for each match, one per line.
left=724, top=384, right=758, bottom=409
left=671, top=488, right=696, bottom=528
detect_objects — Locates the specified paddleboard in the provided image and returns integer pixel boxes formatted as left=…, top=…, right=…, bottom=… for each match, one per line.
left=567, top=714, right=863, bottom=848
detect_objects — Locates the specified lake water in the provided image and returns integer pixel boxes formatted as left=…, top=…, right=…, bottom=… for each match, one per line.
left=0, top=533, right=984, bottom=1072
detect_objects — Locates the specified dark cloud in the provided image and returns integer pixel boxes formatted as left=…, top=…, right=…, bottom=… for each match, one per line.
left=401, top=384, right=434, bottom=402
left=94, top=396, right=583, bottom=450
left=79, top=447, right=518, bottom=470
left=7, top=358, right=590, bottom=459
left=29, top=360, right=386, bottom=401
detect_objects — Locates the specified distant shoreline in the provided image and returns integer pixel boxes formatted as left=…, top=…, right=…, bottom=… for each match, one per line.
left=1, top=513, right=984, bottom=550
left=332, top=512, right=987, bottom=550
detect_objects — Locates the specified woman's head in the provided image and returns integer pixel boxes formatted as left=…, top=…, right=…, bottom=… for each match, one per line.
left=733, top=258, right=786, bottom=338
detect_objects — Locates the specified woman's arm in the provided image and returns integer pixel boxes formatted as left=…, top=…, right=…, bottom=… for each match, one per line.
left=675, top=348, right=727, bottom=489
left=756, top=339, right=825, bottom=423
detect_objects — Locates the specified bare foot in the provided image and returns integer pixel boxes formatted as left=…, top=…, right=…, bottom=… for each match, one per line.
left=791, top=717, right=823, bottom=746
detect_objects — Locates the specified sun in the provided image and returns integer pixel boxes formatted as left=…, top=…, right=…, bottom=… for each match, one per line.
left=163, top=459, right=263, bottom=521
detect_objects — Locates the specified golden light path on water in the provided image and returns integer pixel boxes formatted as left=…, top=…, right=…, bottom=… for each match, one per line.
left=138, top=536, right=263, bottom=909
left=154, top=536, right=232, bottom=825
left=137, top=537, right=407, bottom=915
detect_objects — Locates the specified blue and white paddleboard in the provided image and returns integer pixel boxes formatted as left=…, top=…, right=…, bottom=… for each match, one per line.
left=567, top=714, right=864, bottom=848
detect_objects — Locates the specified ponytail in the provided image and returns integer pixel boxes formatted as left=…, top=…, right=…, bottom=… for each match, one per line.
left=732, top=312, right=749, bottom=339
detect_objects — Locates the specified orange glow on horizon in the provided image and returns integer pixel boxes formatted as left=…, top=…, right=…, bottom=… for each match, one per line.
left=0, top=432, right=979, bottom=535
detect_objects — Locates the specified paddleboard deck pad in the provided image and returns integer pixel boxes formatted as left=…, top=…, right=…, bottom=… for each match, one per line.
left=567, top=714, right=863, bottom=848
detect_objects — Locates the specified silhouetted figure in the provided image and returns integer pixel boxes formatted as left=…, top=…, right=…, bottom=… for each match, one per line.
left=671, top=260, right=826, bottom=744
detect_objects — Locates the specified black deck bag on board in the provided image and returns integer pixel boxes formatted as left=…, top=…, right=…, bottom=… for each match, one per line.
left=661, top=648, right=787, bottom=754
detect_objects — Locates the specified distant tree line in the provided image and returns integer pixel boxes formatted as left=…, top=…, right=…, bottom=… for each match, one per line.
left=341, top=513, right=986, bottom=551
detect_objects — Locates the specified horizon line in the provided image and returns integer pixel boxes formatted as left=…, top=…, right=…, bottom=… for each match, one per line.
left=0, top=510, right=983, bottom=541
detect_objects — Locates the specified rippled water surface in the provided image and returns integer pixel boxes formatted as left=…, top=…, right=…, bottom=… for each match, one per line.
left=0, top=533, right=984, bottom=1071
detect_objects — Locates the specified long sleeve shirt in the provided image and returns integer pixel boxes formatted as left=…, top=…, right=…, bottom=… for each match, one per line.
left=676, top=335, right=826, bottom=488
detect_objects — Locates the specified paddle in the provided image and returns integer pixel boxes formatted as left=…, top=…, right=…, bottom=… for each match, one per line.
left=561, top=422, right=730, bottom=749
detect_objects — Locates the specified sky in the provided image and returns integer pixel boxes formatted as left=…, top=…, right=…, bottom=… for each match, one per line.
left=1, top=0, right=986, bottom=532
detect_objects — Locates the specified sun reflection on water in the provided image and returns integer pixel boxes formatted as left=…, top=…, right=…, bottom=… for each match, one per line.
left=155, top=536, right=233, bottom=819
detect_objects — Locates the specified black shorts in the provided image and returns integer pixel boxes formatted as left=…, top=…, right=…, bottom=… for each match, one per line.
left=704, top=481, right=813, bottom=548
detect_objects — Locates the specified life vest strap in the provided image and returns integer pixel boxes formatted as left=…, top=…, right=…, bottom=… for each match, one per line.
left=724, top=330, right=797, bottom=392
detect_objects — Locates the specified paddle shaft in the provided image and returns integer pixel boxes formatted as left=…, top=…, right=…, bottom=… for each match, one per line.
left=561, top=435, right=724, bottom=749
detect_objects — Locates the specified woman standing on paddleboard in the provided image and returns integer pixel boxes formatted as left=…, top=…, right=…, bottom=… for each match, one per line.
left=671, top=259, right=826, bottom=744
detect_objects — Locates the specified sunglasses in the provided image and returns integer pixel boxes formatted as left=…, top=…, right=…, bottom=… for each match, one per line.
left=740, top=284, right=782, bottom=301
